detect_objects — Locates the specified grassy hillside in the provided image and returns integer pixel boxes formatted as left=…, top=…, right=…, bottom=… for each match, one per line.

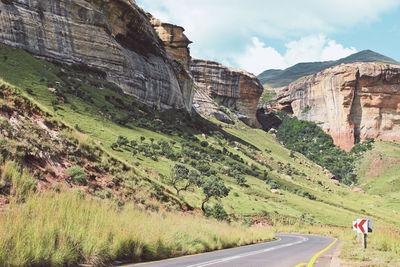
left=0, top=43, right=399, bottom=265
left=258, top=50, right=399, bottom=88
left=356, top=141, right=400, bottom=211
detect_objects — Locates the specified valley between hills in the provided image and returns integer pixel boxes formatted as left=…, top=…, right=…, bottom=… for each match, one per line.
left=0, top=0, right=399, bottom=266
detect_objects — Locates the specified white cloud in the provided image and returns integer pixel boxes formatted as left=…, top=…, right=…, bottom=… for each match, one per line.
left=235, top=35, right=357, bottom=75
left=136, top=0, right=397, bottom=72
left=235, top=37, right=287, bottom=73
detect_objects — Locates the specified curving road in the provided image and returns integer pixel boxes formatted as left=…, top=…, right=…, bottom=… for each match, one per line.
left=122, top=234, right=336, bottom=267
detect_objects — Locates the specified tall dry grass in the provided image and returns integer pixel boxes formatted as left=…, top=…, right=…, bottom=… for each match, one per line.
left=0, top=191, right=274, bottom=266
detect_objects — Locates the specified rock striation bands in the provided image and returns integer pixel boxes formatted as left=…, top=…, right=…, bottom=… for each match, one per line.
left=270, top=63, right=400, bottom=151
left=191, top=59, right=264, bottom=127
left=0, top=0, right=193, bottom=111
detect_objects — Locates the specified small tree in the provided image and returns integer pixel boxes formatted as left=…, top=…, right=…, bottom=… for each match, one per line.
left=116, top=136, right=129, bottom=147
left=167, top=164, right=191, bottom=195
left=200, top=175, right=230, bottom=212
left=130, top=140, right=138, bottom=147
left=232, top=170, right=247, bottom=187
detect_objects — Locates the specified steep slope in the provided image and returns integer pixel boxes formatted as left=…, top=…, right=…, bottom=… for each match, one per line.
left=1, top=44, right=400, bottom=226
left=0, top=0, right=194, bottom=111
left=258, top=50, right=399, bottom=88
left=268, top=62, right=400, bottom=151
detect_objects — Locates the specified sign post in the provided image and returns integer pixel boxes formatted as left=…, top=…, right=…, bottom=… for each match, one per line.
left=354, top=218, right=372, bottom=249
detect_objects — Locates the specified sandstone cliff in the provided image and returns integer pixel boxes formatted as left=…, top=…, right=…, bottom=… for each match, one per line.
left=0, top=0, right=193, bottom=111
left=270, top=63, right=400, bottom=151
left=191, top=59, right=264, bottom=127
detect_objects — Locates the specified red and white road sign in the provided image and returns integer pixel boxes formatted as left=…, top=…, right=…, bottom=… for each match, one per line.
left=356, top=218, right=372, bottom=234
left=352, top=221, right=358, bottom=231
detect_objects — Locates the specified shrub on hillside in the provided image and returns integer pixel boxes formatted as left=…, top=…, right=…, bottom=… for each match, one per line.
left=66, top=166, right=87, bottom=185
left=207, top=203, right=229, bottom=221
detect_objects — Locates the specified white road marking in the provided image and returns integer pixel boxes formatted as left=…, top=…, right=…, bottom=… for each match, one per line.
left=187, top=236, right=308, bottom=267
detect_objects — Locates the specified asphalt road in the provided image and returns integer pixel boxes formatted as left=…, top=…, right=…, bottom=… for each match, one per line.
left=122, top=234, right=335, bottom=267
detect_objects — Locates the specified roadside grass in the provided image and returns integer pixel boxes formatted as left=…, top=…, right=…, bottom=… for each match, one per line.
left=0, top=190, right=274, bottom=266
left=273, top=224, right=400, bottom=266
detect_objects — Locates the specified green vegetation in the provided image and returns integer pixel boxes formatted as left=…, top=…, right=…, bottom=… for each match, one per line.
left=0, top=191, right=273, bottom=266
left=260, top=89, right=276, bottom=103
left=301, top=105, right=311, bottom=114
left=66, top=166, right=88, bottom=186
left=200, top=175, right=230, bottom=212
left=0, top=43, right=399, bottom=266
left=276, top=114, right=374, bottom=184
left=0, top=161, right=36, bottom=202
left=166, top=164, right=201, bottom=196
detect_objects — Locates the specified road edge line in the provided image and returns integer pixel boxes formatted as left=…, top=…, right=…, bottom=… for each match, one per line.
left=124, top=237, right=282, bottom=266
left=306, top=238, right=337, bottom=267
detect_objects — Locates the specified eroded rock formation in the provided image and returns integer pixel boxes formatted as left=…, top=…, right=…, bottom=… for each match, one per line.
left=270, top=63, right=400, bottom=151
left=0, top=0, right=193, bottom=111
left=148, top=18, right=233, bottom=125
left=191, top=60, right=264, bottom=127
left=149, top=16, right=192, bottom=69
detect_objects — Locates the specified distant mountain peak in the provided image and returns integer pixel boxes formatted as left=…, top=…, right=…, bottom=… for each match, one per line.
left=258, top=50, right=399, bottom=88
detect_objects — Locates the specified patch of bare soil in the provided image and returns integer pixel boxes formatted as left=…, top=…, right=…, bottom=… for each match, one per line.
left=366, top=154, right=399, bottom=178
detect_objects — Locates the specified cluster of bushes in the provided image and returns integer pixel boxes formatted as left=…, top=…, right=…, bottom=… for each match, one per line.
left=276, top=114, right=374, bottom=185
left=266, top=177, right=316, bottom=200
left=110, top=131, right=257, bottom=187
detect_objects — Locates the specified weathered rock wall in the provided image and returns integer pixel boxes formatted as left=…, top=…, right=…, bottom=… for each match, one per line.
left=191, top=59, right=264, bottom=127
left=271, top=63, right=400, bottom=151
left=0, top=0, right=193, bottom=111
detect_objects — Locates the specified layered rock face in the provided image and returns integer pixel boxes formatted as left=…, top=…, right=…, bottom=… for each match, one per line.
left=0, top=0, right=193, bottom=111
left=271, top=63, right=400, bottom=151
left=149, top=16, right=192, bottom=69
left=148, top=15, right=194, bottom=112
left=191, top=60, right=264, bottom=127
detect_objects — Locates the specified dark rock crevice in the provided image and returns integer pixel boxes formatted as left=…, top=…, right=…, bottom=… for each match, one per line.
left=350, top=69, right=362, bottom=143
left=256, top=107, right=282, bottom=132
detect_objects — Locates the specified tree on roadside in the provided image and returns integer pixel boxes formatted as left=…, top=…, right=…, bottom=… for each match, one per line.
left=200, top=175, right=230, bottom=212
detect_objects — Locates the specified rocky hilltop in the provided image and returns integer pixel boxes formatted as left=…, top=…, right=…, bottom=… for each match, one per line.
left=0, top=0, right=193, bottom=111
left=258, top=50, right=399, bottom=88
left=270, top=62, right=400, bottom=151
left=191, top=60, right=264, bottom=127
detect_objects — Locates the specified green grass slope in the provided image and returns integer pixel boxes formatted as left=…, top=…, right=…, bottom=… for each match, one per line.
left=0, top=43, right=399, bottom=226
left=356, top=141, right=400, bottom=211
left=0, top=43, right=399, bottom=265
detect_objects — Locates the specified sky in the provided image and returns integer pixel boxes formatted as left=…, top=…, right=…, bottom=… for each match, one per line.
left=136, top=0, right=400, bottom=75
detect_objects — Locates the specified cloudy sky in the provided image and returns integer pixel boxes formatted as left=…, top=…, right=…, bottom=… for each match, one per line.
left=136, top=0, right=400, bottom=75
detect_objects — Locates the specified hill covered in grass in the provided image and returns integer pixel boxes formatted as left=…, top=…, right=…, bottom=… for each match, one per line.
left=258, top=50, right=399, bottom=88
left=0, top=43, right=399, bottom=265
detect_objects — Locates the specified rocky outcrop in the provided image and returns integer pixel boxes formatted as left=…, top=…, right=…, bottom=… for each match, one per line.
left=191, top=59, right=264, bottom=127
left=270, top=62, right=400, bottom=151
left=147, top=21, right=235, bottom=125
left=149, top=16, right=192, bottom=69
left=192, top=85, right=234, bottom=124
left=256, top=107, right=282, bottom=131
left=148, top=15, right=194, bottom=114
left=0, top=0, right=194, bottom=111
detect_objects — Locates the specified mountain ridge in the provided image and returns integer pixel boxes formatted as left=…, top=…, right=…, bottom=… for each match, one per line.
left=258, top=50, right=399, bottom=88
